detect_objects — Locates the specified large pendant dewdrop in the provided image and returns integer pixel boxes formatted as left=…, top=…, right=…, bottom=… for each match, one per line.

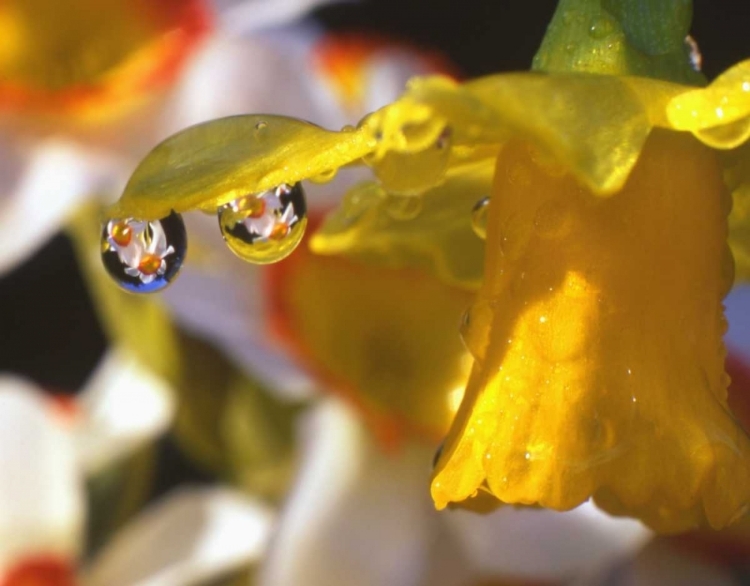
left=101, top=212, right=187, bottom=293
left=217, top=183, right=307, bottom=264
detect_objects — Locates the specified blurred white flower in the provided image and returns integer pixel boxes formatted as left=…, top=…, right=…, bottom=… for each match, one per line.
left=0, top=0, right=336, bottom=275
left=257, top=398, right=650, bottom=586
left=0, top=369, right=273, bottom=586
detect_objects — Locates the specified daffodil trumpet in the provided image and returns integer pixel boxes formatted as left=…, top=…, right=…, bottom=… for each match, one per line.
left=107, top=0, right=750, bottom=532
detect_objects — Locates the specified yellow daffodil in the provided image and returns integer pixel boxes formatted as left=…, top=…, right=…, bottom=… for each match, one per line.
left=107, top=0, right=750, bottom=533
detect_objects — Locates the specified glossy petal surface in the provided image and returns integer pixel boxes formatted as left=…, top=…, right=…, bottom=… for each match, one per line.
left=310, top=161, right=490, bottom=289
left=668, top=59, right=750, bottom=149
left=110, top=115, right=376, bottom=219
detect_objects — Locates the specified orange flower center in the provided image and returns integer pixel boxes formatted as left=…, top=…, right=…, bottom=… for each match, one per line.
left=138, top=253, right=162, bottom=275
left=238, top=196, right=266, bottom=219
left=109, top=221, right=132, bottom=246
left=0, top=555, right=77, bottom=586
left=269, top=222, right=290, bottom=240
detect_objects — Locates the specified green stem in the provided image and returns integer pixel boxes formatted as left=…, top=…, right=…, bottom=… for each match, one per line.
left=532, top=0, right=705, bottom=85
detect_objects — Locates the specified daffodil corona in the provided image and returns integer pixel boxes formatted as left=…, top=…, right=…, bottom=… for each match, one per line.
left=432, top=131, right=748, bottom=533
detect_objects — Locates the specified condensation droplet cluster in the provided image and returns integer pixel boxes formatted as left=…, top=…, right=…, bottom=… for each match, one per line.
left=102, top=183, right=308, bottom=293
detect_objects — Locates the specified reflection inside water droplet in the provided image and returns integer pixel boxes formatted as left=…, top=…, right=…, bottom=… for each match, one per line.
left=218, top=183, right=307, bottom=264
left=101, top=212, right=187, bottom=294
left=471, top=197, right=490, bottom=239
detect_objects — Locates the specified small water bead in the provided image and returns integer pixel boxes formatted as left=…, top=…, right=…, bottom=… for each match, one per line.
left=101, top=212, right=187, bottom=294
left=341, top=183, right=386, bottom=225
left=218, top=183, right=307, bottom=264
left=471, top=197, right=490, bottom=240
left=385, top=194, right=422, bottom=221
left=588, top=14, right=615, bottom=39
left=685, top=35, right=702, bottom=72
left=310, top=168, right=337, bottom=184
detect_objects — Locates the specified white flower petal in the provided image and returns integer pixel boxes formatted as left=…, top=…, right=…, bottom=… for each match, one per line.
left=259, top=399, right=440, bottom=586
left=363, top=53, right=441, bottom=114
left=213, top=0, right=340, bottom=35
left=596, top=539, right=739, bottom=586
left=84, top=487, right=274, bottom=586
left=115, top=240, right=143, bottom=268
left=148, top=220, right=170, bottom=255
left=75, top=350, right=174, bottom=474
left=442, top=499, right=651, bottom=582
left=160, top=30, right=325, bottom=135
left=0, top=378, right=83, bottom=570
left=248, top=214, right=277, bottom=238
left=0, top=139, right=122, bottom=275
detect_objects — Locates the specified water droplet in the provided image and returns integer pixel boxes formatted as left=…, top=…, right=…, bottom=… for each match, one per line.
left=218, top=183, right=307, bottom=264
left=310, top=168, right=337, bottom=183
left=471, top=197, right=490, bottom=239
left=341, top=183, right=385, bottom=225
left=588, top=15, right=615, bottom=39
left=685, top=35, right=702, bottom=72
left=386, top=194, right=422, bottom=221
left=101, top=212, right=187, bottom=293
left=436, top=126, right=453, bottom=150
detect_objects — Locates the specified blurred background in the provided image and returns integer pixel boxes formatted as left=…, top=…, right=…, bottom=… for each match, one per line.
left=0, top=1, right=748, bottom=585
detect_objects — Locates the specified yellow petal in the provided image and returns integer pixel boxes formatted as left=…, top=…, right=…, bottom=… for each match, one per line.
left=723, top=141, right=750, bottom=282
left=310, top=160, right=491, bottom=289
left=109, top=72, right=688, bottom=222
left=432, top=131, right=750, bottom=533
left=363, top=73, right=685, bottom=196
left=667, top=59, right=750, bottom=149
left=110, top=115, right=376, bottom=220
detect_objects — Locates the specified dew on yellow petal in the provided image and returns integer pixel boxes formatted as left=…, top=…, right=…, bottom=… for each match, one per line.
left=110, top=115, right=377, bottom=220
left=310, top=160, right=490, bottom=290
left=667, top=59, right=750, bottom=149
left=432, top=131, right=750, bottom=532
